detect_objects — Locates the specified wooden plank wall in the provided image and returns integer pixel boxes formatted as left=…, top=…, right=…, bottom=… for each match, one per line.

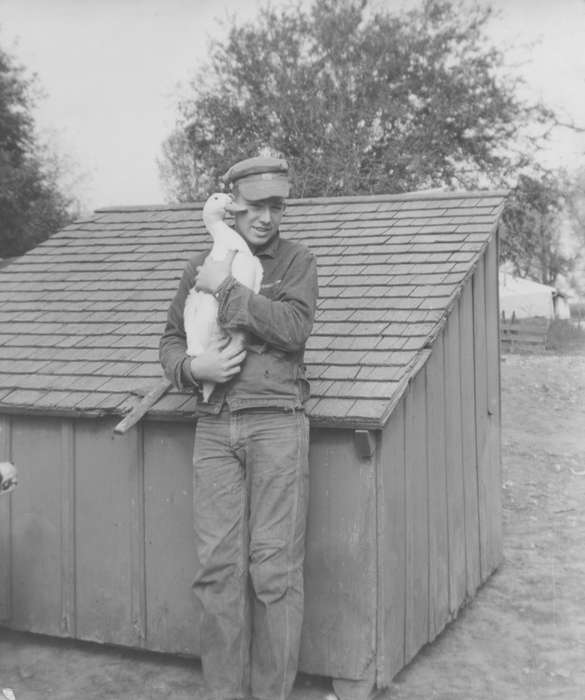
left=300, top=427, right=377, bottom=680
left=459, top=278, right=482, bottom=596
left=74, top=422, right=142, bottom=646
left=1, top=415, right=378, bottom=682
left=379, top=400, right=405, bottom=684
left=425, top=337, right=450, bottom=641
left=0, top=416, right=203, bottom=653
left=59, top=421, right=76, bottom=636
left=0, top=416, right=148, bottom=646
left=443, top=300, right=467, bottom=616
left=484, top=237, right=504, bottom=572
left=10, top=417, right=63, bottom=634
left=473, top=257, right=491, bottom=581
left=0, top=415, right=11, bottom=622
left=380, top=239, right=503, bottom=682
left=403, top=370, right=429, bottom=665
left=143, top=422, right=200, bottom=655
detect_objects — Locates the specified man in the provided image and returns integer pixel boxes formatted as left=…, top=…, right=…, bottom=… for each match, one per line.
left=159, top=156, right=318, bottom=700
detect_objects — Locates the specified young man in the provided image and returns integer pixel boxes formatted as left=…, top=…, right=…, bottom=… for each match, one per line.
left=159, top=156, right=318, bottom=700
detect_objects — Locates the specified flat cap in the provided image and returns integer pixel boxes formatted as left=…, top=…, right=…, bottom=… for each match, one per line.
left=222, top=156, right=290, bottom=201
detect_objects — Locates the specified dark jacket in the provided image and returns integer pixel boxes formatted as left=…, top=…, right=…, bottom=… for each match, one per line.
left=159, top=234, right=318, bottom=414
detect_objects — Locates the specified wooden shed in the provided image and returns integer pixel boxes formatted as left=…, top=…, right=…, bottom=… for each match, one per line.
left=0, top=190, right=505, bottom=698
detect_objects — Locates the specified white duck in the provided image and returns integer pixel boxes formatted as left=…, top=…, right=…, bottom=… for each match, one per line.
left=184, top=192, right=263, bottom=401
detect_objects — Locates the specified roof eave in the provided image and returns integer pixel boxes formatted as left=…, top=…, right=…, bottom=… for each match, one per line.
left=0, top=402, right=385, bottom=431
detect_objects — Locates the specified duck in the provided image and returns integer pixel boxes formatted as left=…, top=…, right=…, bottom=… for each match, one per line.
left=184, top=193, right=263, bottom=402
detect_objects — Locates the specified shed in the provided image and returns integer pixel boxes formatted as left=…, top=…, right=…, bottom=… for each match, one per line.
left=0, top=190, right=505, bottom=699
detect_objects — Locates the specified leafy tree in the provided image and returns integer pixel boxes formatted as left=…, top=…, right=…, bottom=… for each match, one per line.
left=563, top=167, right=585, bottom=251
left=500, top=172, right=571, bottom=286
left=159, top=0, right=555, bottom=201
left=557, top=167, right=585, bottom=295
left=0, top=40, right=74, bottom=258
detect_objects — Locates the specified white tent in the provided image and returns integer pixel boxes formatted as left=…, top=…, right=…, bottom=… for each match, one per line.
left=499, top=269, right=555, bottom=319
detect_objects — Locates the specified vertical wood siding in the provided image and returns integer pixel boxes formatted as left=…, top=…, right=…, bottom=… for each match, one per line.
left=1, top=416, right=377, bottom=681
left=473, top=256, right=491, bottom=582
left=143, top=422, right=200, bottom=655
left=403, top=370, right=429, bottom=665
left=300, top=427, right=377, bottom=679
left=484, top=236, right=504, bottom=572
left=442, top=301, right=467, bottom=614
left=74, top=422, right=141, bottom=646
left=379, top=239, right=502, bottom=683
left=10, top=418, right=63, bottom=634
left=0, top=415, right=11, bottom=621
left=459, top=279, right=482, bottom=596
left=379, top=399, right=406, bottom=683
left=59, top=421, right=76, bottom=637
left=425, top=337, right=450, bottom=640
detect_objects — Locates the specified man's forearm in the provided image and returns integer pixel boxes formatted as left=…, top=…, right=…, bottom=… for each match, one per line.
left=216, top=253, right=318, bottom=352
left=159, top=329, right=195, bottom=391
left=159, top=254, right=204, bottom=391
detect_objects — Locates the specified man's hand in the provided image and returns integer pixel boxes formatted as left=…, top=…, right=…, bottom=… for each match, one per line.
left=189, top=336, right=246, bottom=384
left=195, top=250, right=237, bottom=294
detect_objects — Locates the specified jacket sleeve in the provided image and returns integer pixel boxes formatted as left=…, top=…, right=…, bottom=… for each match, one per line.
left=216, top=246, right=318, bottom=352
left=159, top=255, right=203, bottom=391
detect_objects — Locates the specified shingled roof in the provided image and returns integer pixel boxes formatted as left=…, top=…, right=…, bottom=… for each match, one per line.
left=0, top=191, right=505, bottom=429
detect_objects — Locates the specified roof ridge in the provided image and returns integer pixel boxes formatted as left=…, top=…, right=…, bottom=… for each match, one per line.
left=94, top=189, right=509, bottom=214
left=94, top=202, right=203, bottom=213
left=286, top=189, right=509, bottom=206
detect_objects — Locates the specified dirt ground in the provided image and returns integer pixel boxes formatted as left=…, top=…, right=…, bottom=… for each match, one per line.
left=1, top=352, right=585, bottom=700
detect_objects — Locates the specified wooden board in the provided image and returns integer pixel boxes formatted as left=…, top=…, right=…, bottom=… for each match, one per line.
left=473, top=258, right=490, bottom=581
left=484, top=237, right=504, bottom=572
left=74, top=419, right=142, bottom=646
left=403, top=371, right=429, bottom=663
left=0, top=415, right=11, bottom=622
left=143, top=421, right=200, bottom=655
left=500, top=316, right=549, bottom=351
left=425, top=335, right=449, bottom=639
left=9, top=416, right=63, bottom=634
left=459, top=280, right=481, bottom=596
left=380, top=398, right=406, bottom=683
left=442, top=302, right=467, bottom=614
left=59, top=421, right=76, bottom=636
left=299, top=427, right=377, bottom=680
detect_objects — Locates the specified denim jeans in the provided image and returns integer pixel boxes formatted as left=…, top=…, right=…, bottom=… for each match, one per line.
left=192, top=407, right=310, bottom=700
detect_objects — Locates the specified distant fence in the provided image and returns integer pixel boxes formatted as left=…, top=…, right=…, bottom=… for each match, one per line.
left=500, top=313, right=550, bottom=352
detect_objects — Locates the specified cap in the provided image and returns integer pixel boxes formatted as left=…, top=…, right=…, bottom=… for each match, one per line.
left=222, top=156, right=290, bottom=201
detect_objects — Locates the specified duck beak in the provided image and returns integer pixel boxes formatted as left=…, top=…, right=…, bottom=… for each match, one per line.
left=225, top=198, right=248, bottom=214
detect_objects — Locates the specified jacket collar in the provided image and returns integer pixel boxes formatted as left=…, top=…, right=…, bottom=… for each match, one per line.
left=252, top=233, right=280, bottom=258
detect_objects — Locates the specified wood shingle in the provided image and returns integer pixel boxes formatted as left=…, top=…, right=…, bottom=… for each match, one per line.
left=0, top=190, right=506, bottom=428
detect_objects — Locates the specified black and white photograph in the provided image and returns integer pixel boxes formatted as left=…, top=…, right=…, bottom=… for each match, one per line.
left=1, top=1, right=584, bottom=699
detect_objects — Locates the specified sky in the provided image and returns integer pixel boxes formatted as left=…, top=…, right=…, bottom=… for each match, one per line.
left=1, top=0, right=585, bottom=211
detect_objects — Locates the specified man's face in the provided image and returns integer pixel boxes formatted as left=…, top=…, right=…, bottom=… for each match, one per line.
left=233, top=194, right=286, bottom=248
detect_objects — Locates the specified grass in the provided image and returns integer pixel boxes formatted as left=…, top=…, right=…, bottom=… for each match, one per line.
left=545, top=318, right=585, bottom=353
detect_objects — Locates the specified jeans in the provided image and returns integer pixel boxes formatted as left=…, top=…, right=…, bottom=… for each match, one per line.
left=192, top=407, right=310, bottom=700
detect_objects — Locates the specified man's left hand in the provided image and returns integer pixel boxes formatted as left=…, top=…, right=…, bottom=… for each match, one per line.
left=195, top=250, right=237, bottom=294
